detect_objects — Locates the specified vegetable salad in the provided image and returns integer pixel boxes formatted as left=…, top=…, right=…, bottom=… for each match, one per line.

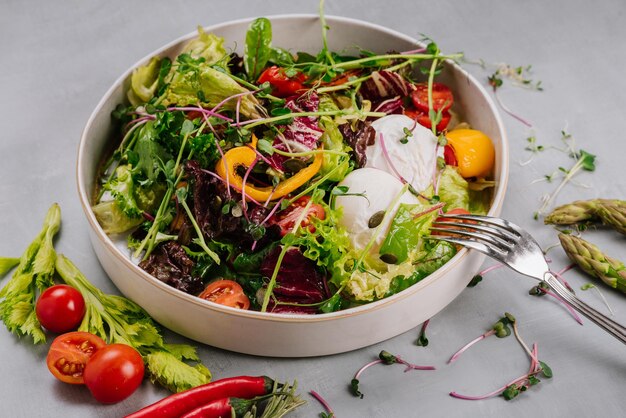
left=94, top=17, right=496, bottom=314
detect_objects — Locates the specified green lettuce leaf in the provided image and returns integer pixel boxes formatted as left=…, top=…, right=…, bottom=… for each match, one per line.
left=182, top=26, right=228, bottom=65
left=105, top=165, right=142, bottom=218
left=385, top=241, right=457, bottom=296
left=0, top=258, right=19, bottom=278
left=318, top=95, right=352, bottom=181
left=438, top=166, right=470, bottom=211
left=92, top=200, right=143, bottom=235
left=163, top=65, right=262, bottom=119
left=128, top=57, right=161, bottom=106
left=379, top=202, right=439, bottom=264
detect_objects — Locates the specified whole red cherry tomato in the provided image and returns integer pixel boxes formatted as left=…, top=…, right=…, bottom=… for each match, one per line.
left=83, top=343, right=145, bottom=404
left=46, top=331, right=106, bottom=384
left=36, top=284, right=86, bottom=333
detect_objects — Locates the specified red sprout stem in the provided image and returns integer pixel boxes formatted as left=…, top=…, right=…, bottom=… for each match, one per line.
left=126, top=115, right=156, bottom=127
left=450, top=370, right=540, bottom=401
left=354, top=360, right=383, bottom=381
left=538, top=287, right=583, bottom=325
left=479, top=263, right=503, bottom=276
left=251, top=240, right=258, bottom=252
left=142, top=211, right=155, bottom=222
left=401, top=47, right=427, bottom=55
left=310, top=390, right=334, bottom=417
left=236, top=95, right=242, bottom=126
left=550, top=269, right=575, bottom=294
left=558, top=263, right=575, bottom=276
left=492, top=90, right=532, bottom=128
left=211, top=89, right=260, bottom=117
left=379, top=133, right=410, bottom=185
left=448, top=329, right=496, bottom=364
left=213, top=138, right=231, bottom=200
left=246, top=144, right=274, bottom=166
left=260, top=198, right=285, bottom=226
left=167, top=106, right=233, bottom=122
left=396, top=356, right=436, bottom=372
left=412, top=202, right=446, bottom=220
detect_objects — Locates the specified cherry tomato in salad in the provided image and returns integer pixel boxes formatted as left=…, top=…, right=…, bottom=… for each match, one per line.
left=443, top=144, right=458, bottom=167
left=403, top=108, right=451, bottom=132
left=36, top=284, right=86, bottom=334
left=445, top=128, right=495, bottom=178
left=199, top=280, right=250, bottom=310
left=257, top=66, right=307, bottom=98
left=83, top=343, right=144, bottom=404
left=46, top=331, right=106, bottom=384
left=271, top=196, right=326, bottom=236
left=411, top=82, right=454, bottom=112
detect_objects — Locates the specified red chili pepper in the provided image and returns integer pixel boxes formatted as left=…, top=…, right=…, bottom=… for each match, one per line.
left=180, top=397, right=254, bottom=418
left=125, top=376, right=275, bottom=418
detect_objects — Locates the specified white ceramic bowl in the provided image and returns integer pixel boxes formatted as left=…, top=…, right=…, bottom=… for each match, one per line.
left=77, top=15, right=508, bottom=357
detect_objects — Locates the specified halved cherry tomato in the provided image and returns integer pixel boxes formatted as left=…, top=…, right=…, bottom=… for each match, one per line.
left=257, top=66, right=307, bottom=98
left=271, top=196, right=326, bottom=236
left=46, top=331, right=106, bottom=384
left=199, top=280, right=250, bottom=310
left=36, top=284, right=85, bottom=334
left=404, top=108, right=451, bottom=132
left=83, top=343, right=144, bottom=404
left=411, top=82, right=454, bottom=112
left=443, top=144, right=458, bottom=166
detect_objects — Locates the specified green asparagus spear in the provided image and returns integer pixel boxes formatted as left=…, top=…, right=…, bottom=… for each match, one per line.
left=558, top=233, right=626, bottom=294
left=545, top=199, right=626, bottom=235
left=595, top=200, right=626, bottom=235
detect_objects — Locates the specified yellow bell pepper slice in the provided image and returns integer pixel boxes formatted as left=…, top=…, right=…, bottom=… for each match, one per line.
left=215, top=137, right=323, bottom=201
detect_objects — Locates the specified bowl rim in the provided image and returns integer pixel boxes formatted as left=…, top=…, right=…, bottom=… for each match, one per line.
left=76, top=14, right=509, bottom=324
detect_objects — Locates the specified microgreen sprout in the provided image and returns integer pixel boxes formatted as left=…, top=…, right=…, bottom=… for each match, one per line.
left=528, top=275, right=583, bottom=325
left=448, top=313, right=514, bottom=364
left=416, top=319, right=430, bottom=347
left=449, top=315, right=553, bottom=402
left=537, top=140, right=596, bottom=216
left=310, top=390, right=334, bottom=418
left=351, top=350, right=435, bottom=398
left=519, top=135, right=545, bottom=166
left=468, top=263, right=505, bottom=288
left=581, top=283, right=614, bottom=316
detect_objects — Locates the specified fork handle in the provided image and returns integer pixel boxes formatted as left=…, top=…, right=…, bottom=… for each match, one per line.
left=544, top=273, right=626, bottom=345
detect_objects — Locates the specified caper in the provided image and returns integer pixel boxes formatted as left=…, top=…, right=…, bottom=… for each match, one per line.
left=380, top=253, right=398, bottom=264
left=368, top=210, right=386, bottom=228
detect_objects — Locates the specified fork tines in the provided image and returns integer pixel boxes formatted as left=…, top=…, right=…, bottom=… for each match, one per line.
left=428, top=214, right=522, bottom=257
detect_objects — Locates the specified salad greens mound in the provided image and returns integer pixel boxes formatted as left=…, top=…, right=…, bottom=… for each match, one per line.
left=94, top=15, right=494, bottom=314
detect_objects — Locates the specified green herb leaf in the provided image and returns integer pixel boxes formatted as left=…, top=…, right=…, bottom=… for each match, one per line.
left=378, top=350, right=398, bottom=364
left=467, top=274, right=483, bottom=288
left=244, top=17, right=272, bottom=80
left=539, top=361, right=553, bottom=378
left=350, top=378, right=363, bottom=398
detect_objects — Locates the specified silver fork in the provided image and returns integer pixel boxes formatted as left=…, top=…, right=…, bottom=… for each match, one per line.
left=429, top=213, right=626, bottom=344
